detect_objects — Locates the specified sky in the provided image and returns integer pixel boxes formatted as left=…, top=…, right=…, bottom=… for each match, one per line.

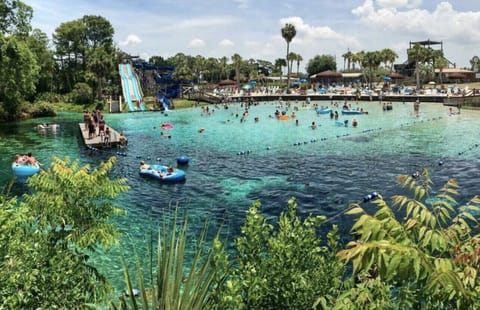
left=26, top=0, right=480, bottom=70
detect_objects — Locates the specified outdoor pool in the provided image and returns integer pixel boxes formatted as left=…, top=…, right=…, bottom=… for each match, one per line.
left=1, top=99, right=479, bottom=293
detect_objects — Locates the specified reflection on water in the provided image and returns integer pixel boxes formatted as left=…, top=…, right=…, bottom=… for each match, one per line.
left=1, top=100, right=480, bottom=292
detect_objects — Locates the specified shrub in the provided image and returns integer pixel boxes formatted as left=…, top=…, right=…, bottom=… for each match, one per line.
left=70, top=82, right=94, bottom=105
left=336, top=168, right=480, bottom=309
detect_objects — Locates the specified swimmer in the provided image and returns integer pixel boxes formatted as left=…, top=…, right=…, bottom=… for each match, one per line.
left=352, top=118, right=358, bottom=127
left=139, top=161, right=150, bottom=170
left=198, top=128, right=205, bottom=133
left=311, top=122, right=317, bottom=130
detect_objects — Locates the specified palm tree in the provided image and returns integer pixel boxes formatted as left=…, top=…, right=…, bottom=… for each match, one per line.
left=287, top=52, right=297, bottom=80
left=274, top=58, right=287, bottom=82
left=219, top=56, right=228, bottom=80
left=407, top=43, right=429, bottom=90
left=342, top=50, right=353, bottom=71
left=296, top=54, right=303, bottom=76
left=352, top=51, right=365, bottom=71
left=380, top=48, right=398, bottom=74
left=281, top=23, right=296, bottom=93
left=434, top=56, right=448, bottom=86
left=361, top=51, right=382, bottom=89
left=469, top=56, right=479, bottom=72
left=231, top=53, right=242, bottom=89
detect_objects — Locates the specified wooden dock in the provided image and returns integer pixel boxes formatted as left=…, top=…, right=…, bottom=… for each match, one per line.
left=78, top=123, right=123, bottom=148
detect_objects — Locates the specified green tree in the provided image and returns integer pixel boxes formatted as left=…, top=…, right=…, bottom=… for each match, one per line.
left=232, top=198, right=344, bottom=309
left=434, top=56, right=448, bottom=85
left=26, top=28, right=55, bottom=95
left=53, top=15, right=115, bottom=96
left=306, top=54, right=336, bottom=77
left=469, top=56, right=480, bottom=72
left=380, top=48, right=398, bottom=73
left=336, top=169, right=480, bottom=309
left=281, top=23, right=296, bottom=93
left=0, top=156, right=129, bottom=308
left=351, top=51, right=365, bottom=71
left=342, top=50, right=353, bottom=71
left=294, top=53, right=303, bottom=76
left=86, top=46, right=115, bottom=99
left=231, top=53, right=243, bottom=88
left=0, top=0, right=33, bottom=36
left=361, top=50, right=382, bottom=89
left=0, top=34, right=39, bottom=116
left=274, top=58, right=287, bottom=81
left=407, top=43, right=430, bottom=90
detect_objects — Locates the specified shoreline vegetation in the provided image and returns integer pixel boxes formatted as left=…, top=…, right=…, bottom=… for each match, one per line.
left=4, top=80, right=480, bottom=122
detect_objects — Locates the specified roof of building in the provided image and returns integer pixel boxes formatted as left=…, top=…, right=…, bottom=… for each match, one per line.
left=434, top=68, right=474, bottom=73
left=342, top=73, right=363, bottom=78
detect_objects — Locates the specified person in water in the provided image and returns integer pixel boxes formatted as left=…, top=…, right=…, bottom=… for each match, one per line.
left=119, top=132, right=128, bottom=146
left=139, top=161, right=150, bottom=170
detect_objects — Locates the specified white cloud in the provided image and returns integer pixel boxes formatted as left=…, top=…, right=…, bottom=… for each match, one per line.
left=352, top=1, right=480, bottom=43
left=219, top=39, right=234, bottom=47
left=279, top=16, right=360, bottom=49
left=188, top=38, right=206, bottom=48
left=119, top=34, right=142, bottom=47
left=174, top=16, right=234, bottom=30
left=233, top=0, right=249, bottom=9
left=375, top=0, right=421, bottom=9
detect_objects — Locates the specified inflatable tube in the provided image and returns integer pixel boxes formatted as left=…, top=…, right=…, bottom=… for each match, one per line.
left=12, top=163, right=40, bottom=177
left=341, top=110, right=363, bottom=115
left=278, top=115, right=290, bottom=120
left=316, top=108, right=332, bottom=114
left=160, top=123, right=173, bottom=129
left=139, top=164, right=186, bottom=183
left=37, top=124, right=59, bottom=130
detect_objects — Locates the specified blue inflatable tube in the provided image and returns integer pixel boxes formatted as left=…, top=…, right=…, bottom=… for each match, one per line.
left=12, top=163, right=40, bottom=177
left=139, top=164, right=186, bottom=183
left=316, top=108, right=332, bottom=114
left=341, top=110, right=364, bottom=115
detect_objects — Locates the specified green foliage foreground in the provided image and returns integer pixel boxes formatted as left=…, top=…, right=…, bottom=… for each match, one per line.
left=2, top=157, right=480, bottom=309
left=0, top=156, right=128, bottom=308
left=113, top=169, right=480, bottom=310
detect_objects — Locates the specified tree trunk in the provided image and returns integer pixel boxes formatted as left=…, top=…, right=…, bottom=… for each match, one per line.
left=286, top=43, right=290, bottom=93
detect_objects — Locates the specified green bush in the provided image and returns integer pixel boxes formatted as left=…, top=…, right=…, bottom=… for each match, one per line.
left=70, top=82, right=94, bottom=105
left=27, top=102, right=57, bottom=117
left=228, top=198, right=344, bottom=310
left=34, top=92, right=67, bottom=103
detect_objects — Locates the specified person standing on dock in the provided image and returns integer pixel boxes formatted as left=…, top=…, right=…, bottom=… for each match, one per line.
left=88, top=114, right=96, bottom=139
left=104, top=127, right=111, bottom=146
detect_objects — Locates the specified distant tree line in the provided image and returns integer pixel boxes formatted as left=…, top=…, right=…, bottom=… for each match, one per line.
left=1, top=1, right=479, bottom=120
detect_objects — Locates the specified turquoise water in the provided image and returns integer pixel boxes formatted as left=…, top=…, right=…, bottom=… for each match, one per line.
left=1, top=100, right=479, bottom=293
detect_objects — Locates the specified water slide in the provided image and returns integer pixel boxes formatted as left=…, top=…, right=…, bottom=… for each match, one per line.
left=119, top=64, right=145, bottom=111
left=125, top=64, right=146, bottom=111
left=156, top=94, right=171, bottom=110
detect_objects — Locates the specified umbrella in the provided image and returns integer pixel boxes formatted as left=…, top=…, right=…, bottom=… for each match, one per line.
left=428, top=81, right=436, bottom=85
left=300, top=78, right=308, bottom=83
left=242, top=84, right=252, bottom=90
left=383, top=76, right=392, bottom=81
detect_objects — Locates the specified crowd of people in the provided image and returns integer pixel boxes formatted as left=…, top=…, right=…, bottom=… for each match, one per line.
left=82, top=109, right=128, bottom=147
